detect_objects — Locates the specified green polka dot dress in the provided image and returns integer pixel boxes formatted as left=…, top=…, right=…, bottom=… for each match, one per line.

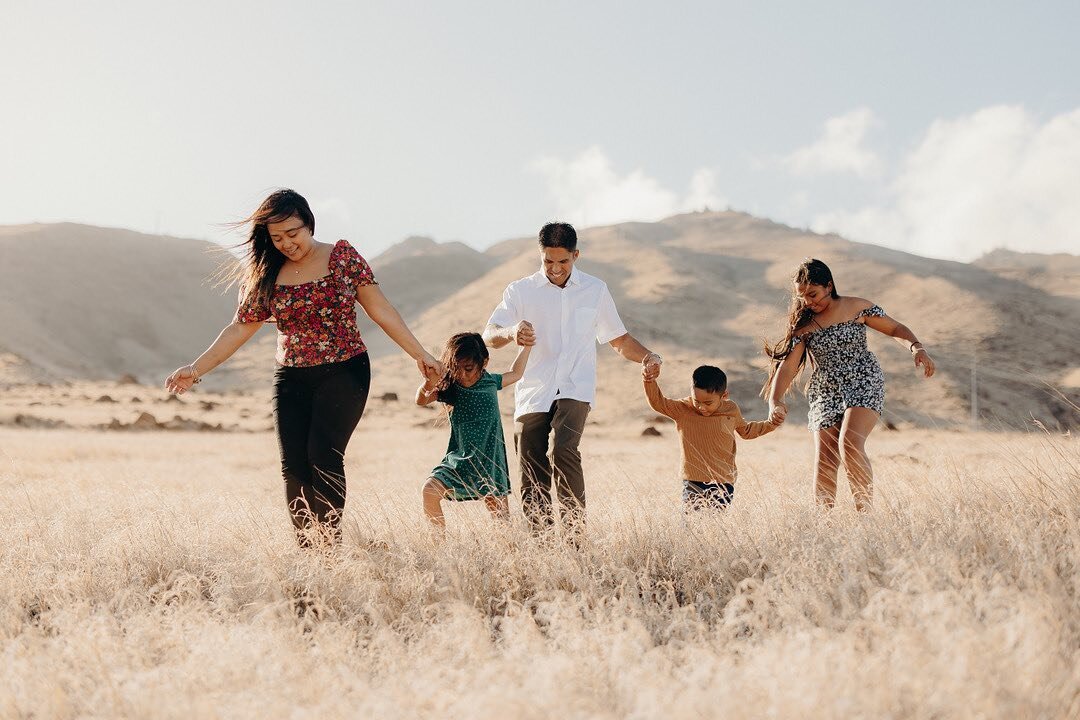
left=432, top=372, right=510, bottom=501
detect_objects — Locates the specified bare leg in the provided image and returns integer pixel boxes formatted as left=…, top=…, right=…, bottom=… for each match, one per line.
left=839, top=407, right=879, bottom=511
left=484, top=495, right=510, bottom=521
left=422, top=478, right=449, bottom=529
left=814, top=424, right=842, bottom=507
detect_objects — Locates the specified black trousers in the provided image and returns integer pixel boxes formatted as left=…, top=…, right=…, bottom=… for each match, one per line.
left=272, top=353, right=370, bottom=545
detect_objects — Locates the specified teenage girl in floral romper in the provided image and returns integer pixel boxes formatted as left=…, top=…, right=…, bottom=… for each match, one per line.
left=764, top=259, right=936, bottom=510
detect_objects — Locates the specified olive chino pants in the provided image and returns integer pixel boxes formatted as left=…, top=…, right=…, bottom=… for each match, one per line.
left=514, top=399, right=590, bottom=532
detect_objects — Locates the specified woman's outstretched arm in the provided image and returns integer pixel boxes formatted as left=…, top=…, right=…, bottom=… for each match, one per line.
left=356, top=284, right=441, bottom=377
left=863, top=313, right=936, bottom=378
left=767, top=340, right=806, bottom=423
left=164, top=320, right=263, bottom=394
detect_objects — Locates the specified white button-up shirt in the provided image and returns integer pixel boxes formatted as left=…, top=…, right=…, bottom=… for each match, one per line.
left=487, top=268, right=627, bottom=419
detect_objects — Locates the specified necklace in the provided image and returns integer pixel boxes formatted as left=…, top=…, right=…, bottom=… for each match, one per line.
left=289, top=246, right=313, bottom=274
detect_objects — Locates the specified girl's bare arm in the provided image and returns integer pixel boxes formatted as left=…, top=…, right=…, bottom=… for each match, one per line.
left=499, top=344, right=533, bottom=388
left=863, top=311, right=936, bottom=378
left=767, top=340, right=806, bottom=420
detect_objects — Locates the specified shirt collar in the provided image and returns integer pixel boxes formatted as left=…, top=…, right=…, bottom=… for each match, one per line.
left=532, top=268, right=581, bottom=288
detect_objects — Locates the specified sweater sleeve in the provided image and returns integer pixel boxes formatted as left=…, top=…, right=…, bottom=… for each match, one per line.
left=644, top=379, right=681, bottom=419
left=734, top=404, right=777, bottom=440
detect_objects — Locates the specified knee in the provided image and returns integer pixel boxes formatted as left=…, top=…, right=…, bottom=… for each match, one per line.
left=308, top=447, right=345, bottom=474
left=840, top=431, right=865, bottom=452
left=422, top=478, right=446, bottom=503
left=816, top=444, right=840, bottom=468
left=552, top=442, right=582, bottom=465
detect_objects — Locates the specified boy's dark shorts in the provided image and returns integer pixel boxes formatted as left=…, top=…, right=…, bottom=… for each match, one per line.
left=682, top=480, right=735, bottom=511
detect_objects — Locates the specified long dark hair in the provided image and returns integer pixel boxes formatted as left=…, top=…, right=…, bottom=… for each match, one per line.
left=227, top=189, right=316, bottom=313
left=436, top=332, right=489, bottom=391
left=761, top=258, right=839, bottom=397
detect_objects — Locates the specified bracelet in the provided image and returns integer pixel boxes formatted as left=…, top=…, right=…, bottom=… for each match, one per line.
left=189, top=364, right=202, bottom=384
left=645, top=352, right=663, bottom=364
left=909, top=342, right=924, bottom=354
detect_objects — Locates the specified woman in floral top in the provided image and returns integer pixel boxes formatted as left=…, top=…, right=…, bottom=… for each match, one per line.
left=763, top=259, right=936, bottom=510
left=165, top=189, right=441, bottom=547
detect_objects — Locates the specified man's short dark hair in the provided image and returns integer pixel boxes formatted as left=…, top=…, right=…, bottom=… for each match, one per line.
left=539, top=222, right=577, bottom=251
left=692, top=365, right=727, bottom=394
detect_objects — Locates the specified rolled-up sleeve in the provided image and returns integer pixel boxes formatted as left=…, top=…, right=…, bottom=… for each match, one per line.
left=595, top=283, right=627, bottom=344
left=487, top=283, right=521, bottom=329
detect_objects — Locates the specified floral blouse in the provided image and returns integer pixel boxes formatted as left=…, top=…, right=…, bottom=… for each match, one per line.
left=235, top=240, right=377, bottom=367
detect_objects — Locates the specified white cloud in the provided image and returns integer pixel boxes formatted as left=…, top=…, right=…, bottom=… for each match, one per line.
left=784, top=107, right=881, bottom=177
left=531, top=147, right=727, bottom=227
left=811, top=106, right=1080, bottom=260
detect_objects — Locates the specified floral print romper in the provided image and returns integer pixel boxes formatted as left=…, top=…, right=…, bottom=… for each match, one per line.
left=793, top=305, right=887, bottom=431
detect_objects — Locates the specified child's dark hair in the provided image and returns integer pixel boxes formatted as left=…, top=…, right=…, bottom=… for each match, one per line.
left=437, top=332, right=489, bottom=391
left=692, top=365, right=728, bottom=394
left=539, top=222, right=577, bottom=251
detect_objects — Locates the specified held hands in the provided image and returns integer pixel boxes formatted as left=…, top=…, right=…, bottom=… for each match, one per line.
left=420, top=360, right=442, bottom=390
left=416, top=352, right=445, bottom=381
left=913, top=347, right=936, bottom=378
left=642, top=352, right=662, bottom=381
left=768, top=400, right=788, bottom=426
left=512, top=320, right=536, bottom=347
left=164, top=365, right=200, bottom=395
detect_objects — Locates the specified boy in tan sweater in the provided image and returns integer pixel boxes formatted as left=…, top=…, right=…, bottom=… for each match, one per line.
left=643, top=364, right=781, bottom=510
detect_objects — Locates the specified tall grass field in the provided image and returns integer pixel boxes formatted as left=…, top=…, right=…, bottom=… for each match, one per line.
left=1, top=426, right=1077, bottom=719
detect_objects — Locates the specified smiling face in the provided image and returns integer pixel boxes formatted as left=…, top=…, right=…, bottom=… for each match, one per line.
left=691, top=387, right=727, bottom=416
left=795, top=281, right=835, bottom=314
left=453, top=357, right=488, bottom=388
left=541, top=246, right=579, bottom=287
left=267, top=215, right=315, bottom=262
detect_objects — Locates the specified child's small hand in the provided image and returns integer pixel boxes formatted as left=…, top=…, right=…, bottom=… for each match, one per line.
left=642, top=352, right=662, bottom=380
left=513, top=320, right=536, bottom=347
left=769, top=401, right=788, bottom=425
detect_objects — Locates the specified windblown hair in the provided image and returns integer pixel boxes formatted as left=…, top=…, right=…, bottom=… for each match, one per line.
left=692, top=365, right=728, bottom=394
left=224, top=189, right=316, bottom=315
left=538, top=222, right=577, bottom=251
left=761, top=258, right=839, bottom=397
left=436, top=332, right=489, bottom=393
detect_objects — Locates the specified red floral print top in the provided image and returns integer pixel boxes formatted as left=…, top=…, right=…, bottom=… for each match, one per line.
left=235, top=240, right=377, bottom=367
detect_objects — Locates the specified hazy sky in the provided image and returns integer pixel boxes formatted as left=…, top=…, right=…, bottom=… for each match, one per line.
left=3, top=1, right=1078, bottom=260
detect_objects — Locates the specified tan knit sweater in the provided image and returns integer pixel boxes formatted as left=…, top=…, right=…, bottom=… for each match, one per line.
left=644, top=379, right=777, bottom=484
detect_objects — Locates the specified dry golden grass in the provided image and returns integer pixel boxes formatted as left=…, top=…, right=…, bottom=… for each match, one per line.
left=1, top=425, right=1078, bottom=719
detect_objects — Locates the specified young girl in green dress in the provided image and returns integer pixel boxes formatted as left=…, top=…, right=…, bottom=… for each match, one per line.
left=416, top=332, right=532, bottom=529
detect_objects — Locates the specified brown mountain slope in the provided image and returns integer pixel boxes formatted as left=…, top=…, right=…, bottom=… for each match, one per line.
left=399, top=212, right=1079, bottom=430
left=3, top=216, right=1076, bottom=429
left=0, top=224, right=246, bottom=385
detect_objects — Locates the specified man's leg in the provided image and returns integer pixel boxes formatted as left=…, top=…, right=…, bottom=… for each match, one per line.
left=551, top=399, right=590, bottom=532
left=515, top=410, right=554, bottom=531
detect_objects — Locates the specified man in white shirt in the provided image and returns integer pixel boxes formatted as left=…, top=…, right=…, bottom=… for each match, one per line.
left=484, top=222, right=662, bottom=533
